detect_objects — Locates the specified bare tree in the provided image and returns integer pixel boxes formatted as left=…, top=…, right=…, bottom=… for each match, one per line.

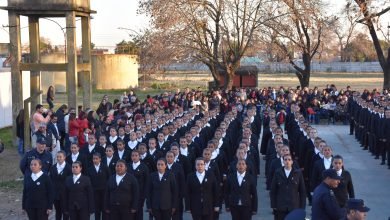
left=331, top=2, right=360, bottom=62
left=138, top=0, right=278, bottom=89
left=264, top=0, right=327, bottom=88
left=351, top=0, right=390, bottom=89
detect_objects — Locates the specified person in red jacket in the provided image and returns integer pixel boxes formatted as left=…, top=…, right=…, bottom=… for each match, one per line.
left=77, top=111, right=89, bottom=147
left=68, top=113, right=80, bottom=145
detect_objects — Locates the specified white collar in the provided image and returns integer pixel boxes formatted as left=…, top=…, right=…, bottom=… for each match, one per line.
left=196, top=171, right=205, bottom=177
left=57, top=162, right=65, bottom=169
left=73, top=173, right=81, bottom=180
left=336, top=169, right=342, bottom=176
left=132, top=161, right=141, bottom=169
left=31, top=171, right=44, bottom=181
left=237, top=171, right=246, bottom=178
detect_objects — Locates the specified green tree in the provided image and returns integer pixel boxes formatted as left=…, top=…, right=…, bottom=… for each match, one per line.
left=115, top=40, right=139, bottom=54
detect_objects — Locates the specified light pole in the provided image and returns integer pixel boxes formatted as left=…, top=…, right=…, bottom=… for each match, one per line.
left=42, top=18, right=67, bottom=61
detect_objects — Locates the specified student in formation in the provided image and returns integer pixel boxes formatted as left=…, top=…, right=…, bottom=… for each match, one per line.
left=22, top=159, right=54, bottom=220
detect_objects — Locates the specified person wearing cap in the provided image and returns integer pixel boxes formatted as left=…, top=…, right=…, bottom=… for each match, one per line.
left=345, top=199, right=369, bottom=220
left=31, top=122, right=56, bottom=150
left=20, top=138, right=53, bottom=176
left=312, top=169, right=346, bottom=220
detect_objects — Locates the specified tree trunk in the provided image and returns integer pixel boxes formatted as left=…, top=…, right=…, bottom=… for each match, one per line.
left=297, top=70, right=310, bottom=88
left=224, top=69, right=234, bottom=90
left=385, top=48, right=390, bottom=89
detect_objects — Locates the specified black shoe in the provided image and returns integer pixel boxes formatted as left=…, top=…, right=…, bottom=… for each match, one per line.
left=375, top=156, right=379, bottom=159
left=381, top=161, right=385, bottom=165
left=388, top=166, right=390, bottom=170
left=363, top=148, right=368, bottom=150
left=349, top=133, right=353, bottom=135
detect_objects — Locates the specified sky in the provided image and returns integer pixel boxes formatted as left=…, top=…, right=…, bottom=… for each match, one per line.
left=0, top=1, right=387, bottom=48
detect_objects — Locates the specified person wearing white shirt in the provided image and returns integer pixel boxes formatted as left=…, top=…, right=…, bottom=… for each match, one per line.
left=270, top=154, right=306, bottom=220
left=23, top=159, right=54, bottom=220
left=65, top=161, right=94, bottom=219
left=225, top=159, right=258, bottom=220
left=332, top=155, right=355, bottom=208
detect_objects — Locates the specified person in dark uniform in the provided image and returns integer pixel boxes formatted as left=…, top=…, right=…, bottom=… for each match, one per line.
left=147, top=158, right=178, bottom=220
left=345, top=198, right=370, bottom=220
left=81, top=134, right=105, bottom=170
left=20, top=138, right=53, bottom=175
left=22, top=159, right=54, bottom=220
left=128, top=150, right=150, bottom=220
left=312, top=169, right=346, bottom=220
left=49, top=151, right=72, bottom=220
left=87, top=153, right=111, bottom=220
left=104, top=159, right=139, bottom=220
left=66, top=143, right=87, bottom=173
left=114, top=140, right=131, bottom=163
left=225, top=159, right=258, bottom=220
left=65, top=161, right=94, bottom=220
left=186, top=157, right=219, bottom=220
left=166, top=151, right=186, bottom=220
left=102, top=146, right=117, bottom=174
left=270, top=154, right=306, bottom=220
left=332, top=155, right=355, bottom=208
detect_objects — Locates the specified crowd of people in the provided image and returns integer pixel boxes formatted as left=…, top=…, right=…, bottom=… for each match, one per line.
left=18, top=85, right=389, bottom=220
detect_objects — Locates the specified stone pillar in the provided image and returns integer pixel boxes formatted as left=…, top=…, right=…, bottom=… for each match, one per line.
left=28, top=16, right=41, bottom=112
left=66, top=11, right=77, bottom=109
left=81, top=16, right=92, bottom=109
left=9, top=12, right=23, bottom=146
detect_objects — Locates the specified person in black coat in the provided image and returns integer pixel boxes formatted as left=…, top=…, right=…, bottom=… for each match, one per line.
left=102, top=146, right=117, bottom=174
left=170, top=143, right=192, bottom=177
left=270, top=154, right=306, bottom=220
left=80, top=134, right=105, bottom=170
left=104, top=159, right=139, bottom=220
left=332, top=155, right=355, bottom=208
left=225, top=159, right=258, bottom=220
left=22, top=159, right=54, bottom=220
left=49, top=151, right=72, bottom=220
left=114, top=140, right=131, bottom=163
left=87, top=153, right=111, bottom=220
left=66, top=143, right=87, bottom=173
left=20, top=139, right=53, bottom=176
left=65, top=161, right=94, bottom=220
left=166, top=151, right=186, bottom=220
left=147, top=158, right=178, bottom=220
left=128, top=150, right=150, bottom=220
left=186, top=157, right=219, bottom=220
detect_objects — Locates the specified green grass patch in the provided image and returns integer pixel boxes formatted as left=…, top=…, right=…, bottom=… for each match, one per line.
left=0, top=180, right=23, bottom=191
left=0, top=127, right=12, bottom=149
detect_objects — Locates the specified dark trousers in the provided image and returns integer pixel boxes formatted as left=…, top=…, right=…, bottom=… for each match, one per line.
left=26, top=208, right=48, bottom=220
left=349, top=119, right=354, bottom=134
left=94, top=190, right=106, bottom=220
left=152, top=209, right=171, bottom=220
left=109, top=205, right=135, bottom=220
left=69, top=208, right=89, bottom=220
left=192, top=213, right=213, bottom=220
left=230, top=206, right=252, bottom=220
left=172, top=199, right=183, bottom=220
left=135, top=198, right=145, bottom=220
left=273, top=210, right=289, bottom=220
left=54, top=199, right=69, bottom=220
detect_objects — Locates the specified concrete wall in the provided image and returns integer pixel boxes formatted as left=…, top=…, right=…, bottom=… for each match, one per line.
left=41, top=53, right=67, bottom=93
left=0, top=69, right=30, bottom=129
left=40, top=53, right=138, bottom=92
left=92, top=54, right=139, bottom=90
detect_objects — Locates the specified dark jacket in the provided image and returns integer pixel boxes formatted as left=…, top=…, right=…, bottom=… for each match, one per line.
left=312, top=182, right=346, bottom=220
left=65, top=175, right=95, bottom=213
left=186, top=171, right=219, bottom=215
left=333, top=170, right=354, bottom=208
left=225, top=172, right=258, bottom=212
left=22, top=173, right=54, bottom=210
left=20, top=149, right=52, bottom=175
left=86, top=164, right=111, bottom=191
left=128, top=162, right=150, bottom=200
left=146, top=171, right=178, bottom=210
left=270, top=168, right=306, bottom=211
left=104, top=173, right=139, bottom=210
left=49, top=163, right=72, bottom=201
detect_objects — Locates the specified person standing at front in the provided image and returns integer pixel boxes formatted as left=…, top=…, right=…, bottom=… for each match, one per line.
left=22, top=159, right=54, bottom=220
left=225, top=159, right=258, bottom=220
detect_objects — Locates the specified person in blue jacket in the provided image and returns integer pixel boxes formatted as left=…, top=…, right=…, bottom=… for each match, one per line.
left=312, top=169, right=346, bottom=220
left=20, top=138, right=53, bottom=176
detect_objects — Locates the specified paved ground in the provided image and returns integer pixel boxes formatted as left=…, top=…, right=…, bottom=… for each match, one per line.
left=5, top=124, right=390, bottom=220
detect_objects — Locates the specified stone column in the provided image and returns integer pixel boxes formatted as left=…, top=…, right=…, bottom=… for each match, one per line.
left=28, top=16, right=41, bottom=112
left=66, top=11, right=77, bottom=109
left=9, top=12, right=23, bottom=146
left=81, top=16, right=92, bottom=109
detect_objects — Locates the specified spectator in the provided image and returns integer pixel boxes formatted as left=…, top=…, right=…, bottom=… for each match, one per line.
left=46, top=86, right=55, bottom=110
